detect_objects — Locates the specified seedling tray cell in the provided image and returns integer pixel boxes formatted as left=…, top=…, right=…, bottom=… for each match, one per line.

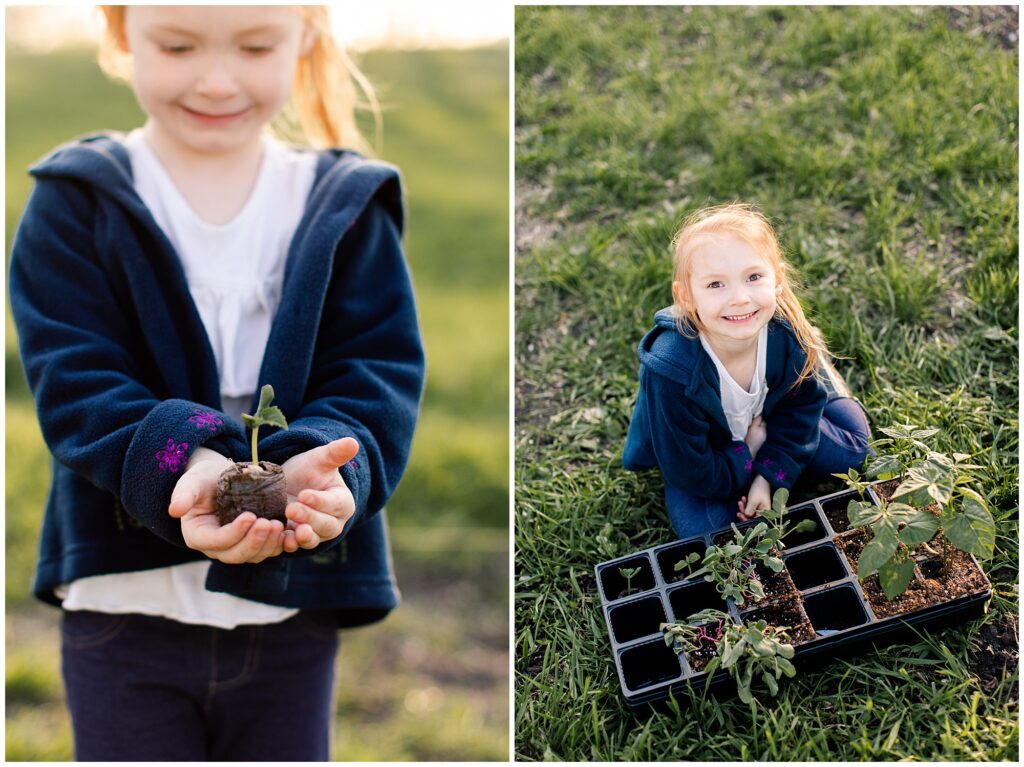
left=784, top=545, right=848, bottom=590
left=596, top=482, right=991, bottom=707
left=608, top=594, right=667, bottom=644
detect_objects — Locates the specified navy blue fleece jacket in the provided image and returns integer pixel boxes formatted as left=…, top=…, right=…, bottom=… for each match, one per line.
left=9, top=133, right=425, bottom=627
left=623, top=309, right=826, bottom=498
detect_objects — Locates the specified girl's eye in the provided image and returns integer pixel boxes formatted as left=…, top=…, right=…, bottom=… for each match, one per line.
left=160, top=44, right=193, bottom=55
left=707, top=281, right=723, bottom=289
left=748, top=273, right=762, bottom=282
left=242, top=45, right=274, bottom=55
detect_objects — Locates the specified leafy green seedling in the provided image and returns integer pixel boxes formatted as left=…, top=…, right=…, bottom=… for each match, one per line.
left=862, top=423, right=940, bottom=480
left=672, top=551, right=702, bottom=579
left=661, top=609, right=729, bottom=656
left=617, top=566, right=642, bottom=596
left=846, top=495, right=937, bottom=598
left=712, top=618, right=796, bottom=706
left=241, top=384, right=289, bottom=465
left=690, top=489, right=815, bottom=606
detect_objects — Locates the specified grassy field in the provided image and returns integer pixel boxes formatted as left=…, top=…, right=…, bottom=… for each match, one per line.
left=5, top=39, right=509, bottom=761
left=515, top=6, right=1017, bottom=761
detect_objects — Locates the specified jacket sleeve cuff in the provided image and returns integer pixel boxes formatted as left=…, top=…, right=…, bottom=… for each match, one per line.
left=752, top=448, right=801, bottom=490
left=258, top=417, right=372, bottom=540
left=121, top=400, right=248, bottom=546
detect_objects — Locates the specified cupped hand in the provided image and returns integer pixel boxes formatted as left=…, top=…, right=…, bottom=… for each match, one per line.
left=737, top=473, right=772, bottom=520
left=168, top=447, right=288, bottom=563
left=279, top=438, right=359, bottom=551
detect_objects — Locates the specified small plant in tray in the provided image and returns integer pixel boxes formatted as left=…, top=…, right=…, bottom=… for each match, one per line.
left=844, top=430, right=996, bottom=599
left=662, top=609, right=797, bottom=706
left=617, top=566, right=642, bottom=597
left=691, top=489, right=815, bottom=607
left=215, top=384, right=290, bottom=525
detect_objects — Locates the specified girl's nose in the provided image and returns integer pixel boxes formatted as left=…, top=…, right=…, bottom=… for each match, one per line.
left=194, top=59, right=239, bottom=99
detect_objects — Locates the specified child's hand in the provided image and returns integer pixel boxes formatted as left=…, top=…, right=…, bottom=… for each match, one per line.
left=737, top=474, right=772, bottom=520
left=280, top=438, right=360, bottom=551
left=744, top=415, right=767, bottom=458
left=168, top=447, right=288, bottom=563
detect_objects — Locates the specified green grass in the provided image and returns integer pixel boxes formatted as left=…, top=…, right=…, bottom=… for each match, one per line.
left=5, top=39, right=508, bottom=761
left=515, top=6, right=1017, bottom=761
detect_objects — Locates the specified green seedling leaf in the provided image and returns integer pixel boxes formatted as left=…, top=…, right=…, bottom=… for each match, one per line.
left=763, top=556, right=784, bottom=573
left=892, top=461, right=954, bottom=506
left=878, top=558, right=916, bottom=599
left=864, top=454, right=902, bottom=479
left=763, top=671, right=779, bottom=696
left=776, top=655, right=797, bottom=676
left=848, top=500, right=882, bottom=527
left=721, top=638, right=745, bottom=668
left=911, top=428, right=940, bottom=440
left=858, top=537, right=898, bottom=579
left=879, top=425, right=912, bottom=440
left=242, top=384, right=289, bottom=464
left=944, top=496, right=996, bottom=560
left=897, top=509, right=940, bottom=547
left=771, top=488, right=789, bottom=516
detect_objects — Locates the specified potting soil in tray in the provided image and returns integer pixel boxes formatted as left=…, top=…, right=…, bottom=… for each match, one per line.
left=595, top=483, right=992, bottom=706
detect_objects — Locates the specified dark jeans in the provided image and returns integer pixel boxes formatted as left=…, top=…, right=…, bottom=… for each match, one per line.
left=666, top=397, right=871, bottom=539
left=61, top=609, right=339, bottom=762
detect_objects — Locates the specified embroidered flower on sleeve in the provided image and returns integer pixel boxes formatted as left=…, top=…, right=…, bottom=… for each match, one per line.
left=744, top=460, right=753, bottom=472
left=188, top=409, right=223, bottom=432
left=760, top=458, right=773, bottom=466
left=156, top=439, right=189, bottom=473
left=775, top=470, right=786, bottom=482
left=733, top=444, right=744, bottom=454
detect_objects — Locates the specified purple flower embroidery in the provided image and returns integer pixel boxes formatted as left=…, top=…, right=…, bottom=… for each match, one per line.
left=188, top=409, right=223, bottom=432
left=156, top=439, right=189, bottom=473
left=733, top=444, right=744, bottom=454
left=349, top=459, right=360, bottom=472
left=761, top=458, right=773, bottom=466
left=744, top=460, right=753, bottom=472
left=775, top=470, right=786, bottom=482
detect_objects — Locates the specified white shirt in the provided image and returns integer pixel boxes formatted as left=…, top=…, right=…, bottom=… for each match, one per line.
left=57, top=131, right=317, bottom=628
left=700, top=324, right=769, bottom=442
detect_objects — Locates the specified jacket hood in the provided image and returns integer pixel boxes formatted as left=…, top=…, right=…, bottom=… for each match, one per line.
left=29, top=132, right=404, bottom=233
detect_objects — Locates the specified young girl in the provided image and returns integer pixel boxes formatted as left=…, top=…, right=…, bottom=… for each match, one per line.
left=623, top=203, right=870, bottom=539
left=9, top=6, right=424, bottom=761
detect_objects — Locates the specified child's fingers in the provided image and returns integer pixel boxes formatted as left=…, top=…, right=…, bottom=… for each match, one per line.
left=311, top=438, right=360, bottom=472
left=169, top=476, right=201, bottom=518
left=217, top=518, right=280, bottom=563
left=184, top=512, right=254, bottom=552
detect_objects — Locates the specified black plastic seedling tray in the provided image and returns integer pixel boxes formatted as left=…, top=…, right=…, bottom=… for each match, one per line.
left=595, top=484, right=992, bottom=707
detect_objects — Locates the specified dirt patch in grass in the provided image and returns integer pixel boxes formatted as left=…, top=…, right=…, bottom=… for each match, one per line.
left=945, top=5, right=1019, bottom=50
left=968, top=614, right=1019, bottom=694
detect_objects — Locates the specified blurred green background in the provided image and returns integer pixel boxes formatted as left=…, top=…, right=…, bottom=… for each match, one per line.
left=5, top=19, right=509, bottom=763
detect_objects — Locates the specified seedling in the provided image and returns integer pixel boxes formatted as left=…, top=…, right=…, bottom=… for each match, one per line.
left=242, top=384, right=289, bottom=465
left=862, top=423, right=939, bottom=480
left=712, top=618, right=796, bottom=706
left=690, top=489, right=814, bottom=606
left=662, top=610, right=796, bottom=706
left=618, top=566, right=642, bottom=596
left=845, top=495, right=935, bottom=599
left=215, top=384, right=290, bottom=525
left=660, top=609, right=728, bottom=656
left=672, top=551, right=702, bottom=578
left=847, top=432, right=996, bottom=597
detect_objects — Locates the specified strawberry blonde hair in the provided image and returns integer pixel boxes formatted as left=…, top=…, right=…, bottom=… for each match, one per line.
left=96, top=5, right=379, bottom=153
left=671, top=202, right=828, bottom=386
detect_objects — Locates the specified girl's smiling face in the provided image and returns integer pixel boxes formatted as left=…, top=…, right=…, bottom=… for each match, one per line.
left=124, top=6, right=313, bottom=158
left=673, top=234, right=780, bottom=350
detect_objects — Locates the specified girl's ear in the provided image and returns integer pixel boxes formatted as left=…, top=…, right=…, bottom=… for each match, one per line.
left=672, top=280, right=690, bottom=310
